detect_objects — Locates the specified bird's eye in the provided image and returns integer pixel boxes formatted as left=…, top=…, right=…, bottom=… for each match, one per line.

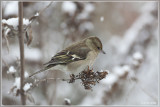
left=97, top=47, right=100, bottom=50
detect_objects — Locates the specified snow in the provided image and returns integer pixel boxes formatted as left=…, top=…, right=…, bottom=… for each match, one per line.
left=2, top=18, right=30, bottom=30
left=141, top=2, right=157, bottom=13
left=132, top=60, right=139, bottom=66
left=64, top=98, right=71, bottom=104
left=100, top=16, right=104, bottom=22
left=3, top=1, right=18, bottom=17
left=62, top=1, right=76, bottom=16
left=4, top=27, right=11, bottom=36
left=118, top=9, right=154, bottom=55
left=76, top=3, right=95, bottom=21
left=113, top=65, right=130, bottom=77
left=122, top=65, right=130, bottom=72
left=113, top=66, right=124, bottom=77
left=133, top=52, right=143, bottom=61
left=2, top=45, right=42, bottom=65
left=2, top=2, right=158, bottom=105
left=132, top=51, right=143, bottom=67
left=7, top=66, right=16, bottom=74
left=100, top=69, right=110, bottom=74
left=79, top=22, right=94, bottom=33
left=24, top=47, right=42, bottom=61
left=84, top=3, right=95, bottom=13
left=23, top=83, right=32, bottom=91
left=24, top=71, right=29, bottom=78
left=35, top=12, right=39, bottom=16
left=101, top=73, right=118, bottom=86
left=76, top=12, right=89, bottom=20
left=80, top=89, right=104, bottom=105
left=13, top=77, right=20, bottom=89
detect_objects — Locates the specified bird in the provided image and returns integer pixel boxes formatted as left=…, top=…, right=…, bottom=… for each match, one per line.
left=29, top=36, right=105, bottom=77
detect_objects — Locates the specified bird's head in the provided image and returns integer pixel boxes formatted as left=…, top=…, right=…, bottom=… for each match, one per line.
left=85, top=36, right=106, bottom=54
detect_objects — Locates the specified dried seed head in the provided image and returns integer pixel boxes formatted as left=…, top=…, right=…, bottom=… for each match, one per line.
left=65, top=68, right=109, bottom=90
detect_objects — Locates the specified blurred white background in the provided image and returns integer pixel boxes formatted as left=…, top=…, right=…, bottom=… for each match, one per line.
left=2, top=1, right=159, bottom=105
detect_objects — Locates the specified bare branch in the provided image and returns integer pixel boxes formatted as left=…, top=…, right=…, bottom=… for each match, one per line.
left=29, top=68, right=108, bottom=91
left=24, top=1, right=54, bottom=32
left=2, top=58, right=9, bottom=69
left=39, top=1, right=53, bottom=15
left=18, top=2, right=26, bottom=105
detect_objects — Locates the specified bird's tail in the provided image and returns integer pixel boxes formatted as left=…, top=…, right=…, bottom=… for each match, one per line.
left=29, top=65, right=52, bottom=77
left=29, top=64, right=56, bottom=77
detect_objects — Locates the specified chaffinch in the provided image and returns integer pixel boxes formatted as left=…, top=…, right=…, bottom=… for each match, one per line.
left=29, top=36, right=105, bottom=77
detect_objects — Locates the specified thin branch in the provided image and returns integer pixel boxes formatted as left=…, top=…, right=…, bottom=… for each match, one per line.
left=18, top=2, right=26, bottom=105
left=49, top=72, right=57, bottom=105
left=29, top=69, right=108, bottom=91
left=2, top=58, right=9, bottom=69
left=4, top=34, right=10, bottom=53
left=24, top=1, right=53, bottom=32
left=39, top=1, right=53, bottom=15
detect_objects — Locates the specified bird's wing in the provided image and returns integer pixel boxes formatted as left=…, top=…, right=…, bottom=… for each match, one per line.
left=44, top=45, right=91, bottom=66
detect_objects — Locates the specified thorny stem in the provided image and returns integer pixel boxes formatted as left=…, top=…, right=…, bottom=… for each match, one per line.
left=18, top=2, right=26, bottom=105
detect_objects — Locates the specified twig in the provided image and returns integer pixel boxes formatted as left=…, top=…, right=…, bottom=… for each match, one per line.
left=4, top=34, right=10, bottom=53
left=29, top=69, right=108, bottom=91
left=24, top=1, right=53, bottom=32
left=26, top=77, right=62, bottom=93
left=2, top=58, right=9, bottom=69
left=49, top=72, right=58, bottom=105
left=39, top=1, right=53, bottom=15
left=64, top=98, right=71, bottom=105
left=18, top=2, right=26, bottom=105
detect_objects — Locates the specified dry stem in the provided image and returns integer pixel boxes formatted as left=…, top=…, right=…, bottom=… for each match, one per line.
left=18, top=2, right=26, bottom=105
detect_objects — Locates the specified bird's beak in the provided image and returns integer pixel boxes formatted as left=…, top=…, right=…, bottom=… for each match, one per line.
left=101, top=49, right=106, bottom=54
